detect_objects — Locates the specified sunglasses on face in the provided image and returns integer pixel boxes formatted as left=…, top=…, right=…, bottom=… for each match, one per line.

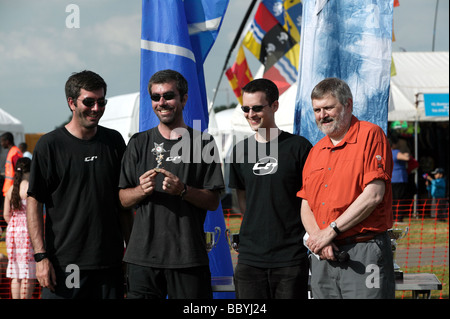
left=150, top=92, right=178, bottom=102
left=77, top=98, right=107, bottom=107
left=241, top=104, right=269, bottom=113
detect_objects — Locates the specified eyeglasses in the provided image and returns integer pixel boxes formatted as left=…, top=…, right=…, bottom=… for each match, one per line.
left=150, top=92, right=178, bottom=102
left=77, top=98, right=107, bottom=107
left=241, top=104, right=269, bottom=113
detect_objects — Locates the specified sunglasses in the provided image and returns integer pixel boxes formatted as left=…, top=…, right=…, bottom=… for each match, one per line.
left=77, top=98, right=107, bottom=107
left=150, top=92, right=178, bottom=102
left=241, top=104, right=269, bottom=113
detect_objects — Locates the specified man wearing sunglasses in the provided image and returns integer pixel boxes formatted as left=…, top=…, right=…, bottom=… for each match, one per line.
left=27, top=70, right=132, bottom=299
left=228, top=78, right=312, bottom=299
left=118, top=69, right=224, bottom=299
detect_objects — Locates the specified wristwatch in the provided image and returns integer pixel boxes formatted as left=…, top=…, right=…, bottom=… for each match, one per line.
left=179, top=183, right=187, bottom=199
left=34, top=252, right=48, bottom=262
left=330, top=221, right=341, bottom=235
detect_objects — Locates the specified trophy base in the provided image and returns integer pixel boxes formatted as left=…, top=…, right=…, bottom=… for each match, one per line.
left=395, top=270, right=404, bottom=280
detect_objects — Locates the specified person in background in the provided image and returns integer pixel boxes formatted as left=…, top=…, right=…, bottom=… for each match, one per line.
left=298, top=77, right=395, bottom=299
left=3, top=157, right=36, bottom=299
left=425, top=168, right=447, bottom=221
left=26, top=70, right=132, bottom=299
left=119, top=69, right=224, bottom=299
left=18, top=143, right=33, bottom=159
left=1, top=132, right=23, bottom=197
left=389, top=132, right=411, bottom=221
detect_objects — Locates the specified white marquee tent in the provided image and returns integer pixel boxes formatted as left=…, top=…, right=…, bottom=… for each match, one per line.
left=0, top=107, right=25, bottom=145
left=388, top=51, right=449, bottom=122
left=99, top=92, right=140, bottom=144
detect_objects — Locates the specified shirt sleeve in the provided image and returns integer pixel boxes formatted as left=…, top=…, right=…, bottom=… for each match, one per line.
left=362, top=126, right=393, bottom=187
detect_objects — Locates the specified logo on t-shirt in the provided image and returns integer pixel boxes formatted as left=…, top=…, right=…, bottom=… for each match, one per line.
left=252, top=156, right=278, bottom=176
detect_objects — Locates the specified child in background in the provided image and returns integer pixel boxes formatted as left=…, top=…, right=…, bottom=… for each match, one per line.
left=425, top=168, right=447, bottom=221
left=3, top=157, right=36, bottom=299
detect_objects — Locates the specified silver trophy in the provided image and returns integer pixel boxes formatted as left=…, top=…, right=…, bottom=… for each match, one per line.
left=225, top=229, right=239, bottom=252
left=151, top=142, right=167, bottom=169
left=205, top=227, right=221, bottom=253
left=388, top=227, right=409, bottom=279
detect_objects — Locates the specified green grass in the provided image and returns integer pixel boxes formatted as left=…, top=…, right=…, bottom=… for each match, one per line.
left=394, top=218, right=449, bottom=246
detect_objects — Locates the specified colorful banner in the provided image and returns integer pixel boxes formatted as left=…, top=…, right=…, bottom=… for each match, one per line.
left=225, top=46, right=254, bottom=104
left=243, top=0, right=302, bottom=95
left=294, top=0, right=394, bottom=145
left=140, top=0, right=234, bottom=298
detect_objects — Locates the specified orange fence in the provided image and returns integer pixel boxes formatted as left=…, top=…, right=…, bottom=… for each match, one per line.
left=1, top=198, right=448, bottom=299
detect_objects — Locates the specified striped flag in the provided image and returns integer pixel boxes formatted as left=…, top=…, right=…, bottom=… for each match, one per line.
left=243, top=0, right=302, bottom=95
left=294, top=0, right=394, bottom=145
left=140, top=0, right=234, bottom=298
left=225, top=46, right=254, bottom=104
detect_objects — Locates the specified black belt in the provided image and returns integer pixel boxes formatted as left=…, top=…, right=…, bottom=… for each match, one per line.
left=334, top=231, right=381, bottom=246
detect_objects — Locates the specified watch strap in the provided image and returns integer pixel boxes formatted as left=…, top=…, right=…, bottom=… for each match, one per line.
left=179, top=183, right=187, bottom=199
left=34, top=252, right=48, bottom=262
left=330, top=222, right=341, bottom=235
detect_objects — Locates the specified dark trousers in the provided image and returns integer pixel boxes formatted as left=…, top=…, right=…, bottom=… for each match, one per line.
left=126, top=263, right=212, bottom=299
left=41, top=265, right=124, bottom=299
left=234, top=258, right=309, bottom=299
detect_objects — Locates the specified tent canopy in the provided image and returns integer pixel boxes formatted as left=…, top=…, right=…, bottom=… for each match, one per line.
left=99, top=92, right=140, bottom=144
left=388, top=51, right=449, bottom=122
left=0, top=107, right=25, bottom=145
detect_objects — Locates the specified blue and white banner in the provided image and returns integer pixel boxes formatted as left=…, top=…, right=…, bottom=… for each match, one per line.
left=140, top=0, right=229, bottom=132
left=294, top=0, right=394, bottom=145
left=140, top=0, right=234, bottom=298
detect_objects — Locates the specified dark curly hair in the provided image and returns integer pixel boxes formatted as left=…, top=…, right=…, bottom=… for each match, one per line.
left=11, top=157, right=31, bottom=211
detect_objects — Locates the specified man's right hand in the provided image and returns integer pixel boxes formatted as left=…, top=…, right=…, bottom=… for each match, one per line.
left=36, top=258, right=57, bottom=292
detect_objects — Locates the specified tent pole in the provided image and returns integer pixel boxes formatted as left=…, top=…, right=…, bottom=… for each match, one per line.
left=413, top=93, right=422, bottom=218
left=209, top=0, right=258, bottom=112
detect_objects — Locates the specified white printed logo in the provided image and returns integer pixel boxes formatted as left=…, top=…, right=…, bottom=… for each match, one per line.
left=84, top=156, right=98, bottom=162
left=252, top=157, right=278, bottom=176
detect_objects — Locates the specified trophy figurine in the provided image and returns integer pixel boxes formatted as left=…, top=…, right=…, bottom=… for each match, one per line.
left=388, top=227, right=409, bottom=279
left=151, top=142, right=167, bottom=170
left=226, top=229, right=240, bottom=252
left=205, top=227, right=221, bottom=253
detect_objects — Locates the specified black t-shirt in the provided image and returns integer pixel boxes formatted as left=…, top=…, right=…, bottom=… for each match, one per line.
left=228, top=131, right=312, bottom=268
left=119, top=127, right=224, bottom=268
left=28, top=126, right=127, bottom=270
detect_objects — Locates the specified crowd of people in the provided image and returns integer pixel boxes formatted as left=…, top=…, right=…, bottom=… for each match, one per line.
left=0, top=69, right=447, bottom=300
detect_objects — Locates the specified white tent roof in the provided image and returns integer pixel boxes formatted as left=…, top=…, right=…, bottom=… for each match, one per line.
left=0, top=107, right=25, bottom=145
left=388, top=51, right=449, bottom=122
left=99, top=92, right=140, bottom=144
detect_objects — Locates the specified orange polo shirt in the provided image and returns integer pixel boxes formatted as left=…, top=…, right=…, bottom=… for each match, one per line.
left=297, top=116, right=393, bottom=239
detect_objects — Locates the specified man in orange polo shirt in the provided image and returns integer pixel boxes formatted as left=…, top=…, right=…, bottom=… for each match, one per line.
left=297, top=78, right=395, bottom=299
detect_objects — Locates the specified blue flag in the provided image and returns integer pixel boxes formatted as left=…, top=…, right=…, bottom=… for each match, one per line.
left=140, top=0, right=234, bottom=298
left=294, top=0, right=393, bottom=145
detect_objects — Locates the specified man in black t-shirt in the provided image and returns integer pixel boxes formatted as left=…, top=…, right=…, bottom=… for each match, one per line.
left=27, top=70, right=132, bottom=299
left=228, top=79, right=312, bottom=299
left=119, top=69, right=224, bottom=299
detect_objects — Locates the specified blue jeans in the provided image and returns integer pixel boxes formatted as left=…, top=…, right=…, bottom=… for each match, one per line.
left=234, top=259, right=309, bottom=299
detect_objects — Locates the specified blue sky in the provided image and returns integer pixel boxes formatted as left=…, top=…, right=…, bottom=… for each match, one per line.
left=0, top=0, right=448, bottom=133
